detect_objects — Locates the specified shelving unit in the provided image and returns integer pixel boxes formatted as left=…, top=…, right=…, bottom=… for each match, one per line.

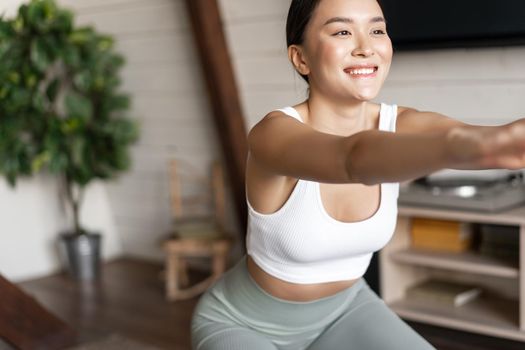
left=380, top=204, right=525, bottom=342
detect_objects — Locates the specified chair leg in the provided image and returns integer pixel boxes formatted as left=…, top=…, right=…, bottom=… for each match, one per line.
left=164, top=241, right=231, bottom=301
left=179, top=259, right=189, bottom=287
left=166, top=254, right=179, bottom=301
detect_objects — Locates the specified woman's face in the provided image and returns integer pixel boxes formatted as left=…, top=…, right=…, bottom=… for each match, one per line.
left=298, top=0, right=393, bottom=102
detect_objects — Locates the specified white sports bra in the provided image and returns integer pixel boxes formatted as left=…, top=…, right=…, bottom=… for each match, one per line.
left=246, top=103, right=400, bottom=284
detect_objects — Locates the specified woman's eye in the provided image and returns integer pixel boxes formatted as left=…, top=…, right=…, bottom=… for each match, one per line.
left=372, top=29, right=386, bottom=35
left=334, top=30, right=351, bottom=36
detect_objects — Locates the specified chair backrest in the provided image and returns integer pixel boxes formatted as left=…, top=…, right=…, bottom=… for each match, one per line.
left=169, top=159, right=226, bottom=231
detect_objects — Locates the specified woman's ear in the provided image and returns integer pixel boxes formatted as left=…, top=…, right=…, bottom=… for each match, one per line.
left=288, top=45, right=310, bottom=77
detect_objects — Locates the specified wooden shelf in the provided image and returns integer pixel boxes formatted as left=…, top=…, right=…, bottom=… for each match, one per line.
left=389, top=295, right=525, bottom=341
left=380, top=203, right=525, bottom=342
left=391, top=249, right=519, bottom=279
left=398, top=205, right=525, bottom=225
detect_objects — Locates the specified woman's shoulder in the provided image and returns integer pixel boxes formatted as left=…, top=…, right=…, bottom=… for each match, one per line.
left=267, top=102, right=308, bottom=122
left=250, top=102, right=308, bottom=132
left=248, top=103, right=309, bottom=152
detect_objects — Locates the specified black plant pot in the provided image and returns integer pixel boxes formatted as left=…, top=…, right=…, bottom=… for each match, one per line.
left=60, top=232, right=102, bottom=280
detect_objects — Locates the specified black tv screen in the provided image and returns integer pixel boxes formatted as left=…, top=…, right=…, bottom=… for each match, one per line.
left=380, top=0, right=525, bottom=50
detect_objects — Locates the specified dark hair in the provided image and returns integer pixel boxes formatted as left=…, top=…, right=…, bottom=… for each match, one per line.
left=286, top=0, right=322, bottom=83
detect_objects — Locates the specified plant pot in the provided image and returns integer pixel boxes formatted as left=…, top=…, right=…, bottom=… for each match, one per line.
left=60, top=232, right=102, bottom=280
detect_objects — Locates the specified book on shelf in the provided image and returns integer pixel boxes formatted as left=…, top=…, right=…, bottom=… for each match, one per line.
left=406, top=279, right=483, bottom=307
left=479, top=223, right=519, bottom=245
left=410, top=218, right=473, bottom=253
left=478, top=223, right=519, bottom=262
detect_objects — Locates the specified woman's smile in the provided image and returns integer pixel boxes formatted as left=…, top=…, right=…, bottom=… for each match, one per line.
left=344, top=65, right=379, bottom=79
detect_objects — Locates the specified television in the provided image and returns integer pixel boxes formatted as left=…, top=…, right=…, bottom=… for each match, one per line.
left=380, top=0, right=525, bottom=50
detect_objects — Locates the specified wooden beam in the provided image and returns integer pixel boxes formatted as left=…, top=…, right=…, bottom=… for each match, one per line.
left=0, top=274, right=76, bottom=350
left=185, top=0, right=248, bottom=243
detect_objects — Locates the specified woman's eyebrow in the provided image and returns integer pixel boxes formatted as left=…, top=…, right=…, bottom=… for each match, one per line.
left=324, top=16, right=386, bottom=26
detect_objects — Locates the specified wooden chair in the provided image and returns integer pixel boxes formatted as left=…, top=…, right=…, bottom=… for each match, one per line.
left=162, top=159, right=233, bottom=301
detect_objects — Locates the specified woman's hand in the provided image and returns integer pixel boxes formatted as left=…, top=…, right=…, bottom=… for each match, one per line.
left=446, top=119, right=525, bottom=170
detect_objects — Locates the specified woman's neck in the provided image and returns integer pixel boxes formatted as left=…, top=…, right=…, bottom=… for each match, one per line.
left=296, top=94, right=378, bottom=136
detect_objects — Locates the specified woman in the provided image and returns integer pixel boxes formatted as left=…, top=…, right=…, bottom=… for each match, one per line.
left=191, top=0, right=525, bottom=349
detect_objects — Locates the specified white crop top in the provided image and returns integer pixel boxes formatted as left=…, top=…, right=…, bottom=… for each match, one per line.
left=246, top=103, right=400, bottom=284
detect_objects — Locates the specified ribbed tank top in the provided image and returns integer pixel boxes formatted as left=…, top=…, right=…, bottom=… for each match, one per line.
left=246, top=103, right=400, bottom=284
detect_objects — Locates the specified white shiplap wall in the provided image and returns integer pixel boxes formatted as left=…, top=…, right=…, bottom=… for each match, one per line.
left=56, top=0, right=234, bottom=262
left=219, top=0, right=309, bottom=129
left=380, top=48, right=525, bottom=125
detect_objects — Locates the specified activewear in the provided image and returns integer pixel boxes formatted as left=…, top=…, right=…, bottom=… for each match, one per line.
left=246, top=104, right=400, bottom=284
left=191, top=256, right=436, bottom=350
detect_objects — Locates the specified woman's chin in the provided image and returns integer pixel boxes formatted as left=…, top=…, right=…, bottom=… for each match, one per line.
left=348, top=91, right=379, bottom=102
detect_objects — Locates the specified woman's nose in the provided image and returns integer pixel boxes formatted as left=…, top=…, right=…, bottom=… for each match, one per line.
left=352, top=35, right=374, bottom=57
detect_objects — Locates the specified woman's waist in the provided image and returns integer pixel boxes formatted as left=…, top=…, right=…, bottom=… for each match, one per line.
left=246, top=255, right=362, bottom=302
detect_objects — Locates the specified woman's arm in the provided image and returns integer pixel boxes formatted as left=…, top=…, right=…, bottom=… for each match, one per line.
left=396, top=106, right=468, bottom=134
left=249, top=110, right=525, bottom=186
left=248, top=112, right=355, bottom=183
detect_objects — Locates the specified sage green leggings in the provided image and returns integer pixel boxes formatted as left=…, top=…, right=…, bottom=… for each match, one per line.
left=191, top=256, right=436, bottom=350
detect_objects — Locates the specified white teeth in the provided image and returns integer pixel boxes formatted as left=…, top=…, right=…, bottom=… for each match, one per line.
left=349, top=68, right=375, bottom=75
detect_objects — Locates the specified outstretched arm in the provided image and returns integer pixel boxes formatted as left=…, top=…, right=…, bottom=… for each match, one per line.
left=248, top=109, right=525, bottom=185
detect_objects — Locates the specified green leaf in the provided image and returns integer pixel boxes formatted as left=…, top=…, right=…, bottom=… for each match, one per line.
left=11, top=88, right=31, bottom=109
left=69, top=27, right=93, bottom=45
left=53, top=10, right=72, bottom=32
left=64, top=92, right=92, bottom=120
left=72, top=71, right=92, bottom=92
left=62, top=45, right=80, bottom=67
left=0, top=19, right=15, bottom=39
left=8, top=72, right=20, bottom=84
left=27, top=1, right=44, bottom=26
left=13, top=17, right=24, bottom=34
left=48, top=152, right=68, bottom=173
left=61, top=117, right=82, bottom=134
left=30, top=37, right=52, bottom=72
left=31, top=151, right=50, bottom=172
left=25, top=73, right=38, bottom=89
left=32, top=92, right=46, bottom=112
left=46, top=78, right=60, bottom=102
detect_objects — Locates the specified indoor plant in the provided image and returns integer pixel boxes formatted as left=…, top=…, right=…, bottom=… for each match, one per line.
left=0, top=0, right=138, bottom=279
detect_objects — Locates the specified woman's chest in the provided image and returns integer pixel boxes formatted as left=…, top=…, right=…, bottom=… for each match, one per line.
left=260, top=182, right=399, bottom=263
left=318, top=183, right=381, bottom=223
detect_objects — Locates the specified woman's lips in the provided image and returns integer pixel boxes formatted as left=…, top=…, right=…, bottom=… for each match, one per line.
left=344, top=66, right=378, bottom=78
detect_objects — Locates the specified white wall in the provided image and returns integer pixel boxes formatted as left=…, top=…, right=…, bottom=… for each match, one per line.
left=0, top=0, right=24, bottom=17
left=219, top=0, right=308, bottom=129
left=57, top=0, right=236, bottom=262
left=0, top=178, right=122, bottom=281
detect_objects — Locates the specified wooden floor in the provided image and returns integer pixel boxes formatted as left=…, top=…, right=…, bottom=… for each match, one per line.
left=17, top=257, right=525, bottom=350
left=18, top=258, right=196, bottom=350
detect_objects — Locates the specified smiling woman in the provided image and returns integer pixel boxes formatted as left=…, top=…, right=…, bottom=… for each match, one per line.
left=190, top=0, right=525, bottom=349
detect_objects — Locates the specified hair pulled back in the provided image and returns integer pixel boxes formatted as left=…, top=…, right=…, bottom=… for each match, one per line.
left=286, top=0, right=322, bottom=83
